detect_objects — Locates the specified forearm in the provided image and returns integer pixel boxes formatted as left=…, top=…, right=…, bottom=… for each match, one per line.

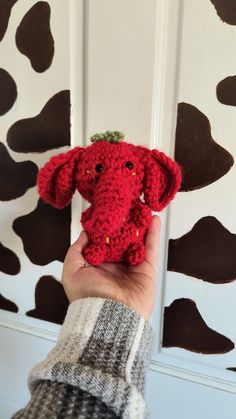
left=12, top=298, right=154, bottom=418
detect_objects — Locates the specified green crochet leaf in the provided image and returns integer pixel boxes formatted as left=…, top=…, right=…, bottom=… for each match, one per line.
left=90, top=131, right=124, bottom=144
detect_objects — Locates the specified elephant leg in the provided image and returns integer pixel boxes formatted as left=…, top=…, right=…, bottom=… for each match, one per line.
left=83, top=243, right=106, bottom=266
left=125, top=241, right=145, bottom=266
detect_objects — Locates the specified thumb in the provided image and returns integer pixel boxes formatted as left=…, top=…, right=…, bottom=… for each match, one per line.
left=71, top=230, right=89, bottom=253
left=65, top=230, right=89, bottom=268
left=144, top=215, right=161, bottom=272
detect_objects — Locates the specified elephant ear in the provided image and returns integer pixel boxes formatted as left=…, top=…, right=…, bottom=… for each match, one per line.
left=137, top=147, right=182, bottom=211
left=37, top=147, right=83, bottom=209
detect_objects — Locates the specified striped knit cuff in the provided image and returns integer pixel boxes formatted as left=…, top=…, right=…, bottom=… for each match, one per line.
left=29, top=298, right=154, bottom=417
left=62, top=298, right=154, bottom=389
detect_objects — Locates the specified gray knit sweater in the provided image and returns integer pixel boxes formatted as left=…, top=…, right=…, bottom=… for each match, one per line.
left=12, top=297, right=154, bottom=418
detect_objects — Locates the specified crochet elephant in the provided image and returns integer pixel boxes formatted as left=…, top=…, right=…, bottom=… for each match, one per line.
left=38, top=131, right=181, bottom=266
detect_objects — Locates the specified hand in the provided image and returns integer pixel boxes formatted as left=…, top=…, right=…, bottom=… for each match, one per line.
left=62, top=215, right=160, bottom=320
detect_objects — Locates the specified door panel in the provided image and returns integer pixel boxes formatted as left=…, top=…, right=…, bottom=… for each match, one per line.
left=1, top=1, right=236, bottom=418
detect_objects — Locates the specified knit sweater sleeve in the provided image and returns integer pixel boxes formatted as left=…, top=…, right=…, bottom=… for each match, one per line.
left=12, top=297, right=154, bottom=419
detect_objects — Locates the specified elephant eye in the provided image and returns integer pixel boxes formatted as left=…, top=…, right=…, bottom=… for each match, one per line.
left=125, top=161, right=133, bottom=170
left=95, top=163, right=103, bottom=173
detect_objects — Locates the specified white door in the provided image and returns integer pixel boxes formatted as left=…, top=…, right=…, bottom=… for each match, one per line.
left=1, top=1, right=236, bottom=418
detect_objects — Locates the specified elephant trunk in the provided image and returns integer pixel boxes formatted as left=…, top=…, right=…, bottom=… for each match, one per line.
left=88, top=173, right=132, bottom=237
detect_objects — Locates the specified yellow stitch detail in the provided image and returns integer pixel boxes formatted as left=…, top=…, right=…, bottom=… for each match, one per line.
left=136, top=229, right=139, bottom=237
left=86, top=169, right=91, bottom=174
left=106, top=237, right=110, bottom=245
left=131, top=172, right=136, bottom=176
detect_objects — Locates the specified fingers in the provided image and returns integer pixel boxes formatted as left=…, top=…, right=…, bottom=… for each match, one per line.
left=65, top=230, right=89, bottom=267
left=144, top=215, right=161, bottom=272
left=71, top=230, right=89, bottom=253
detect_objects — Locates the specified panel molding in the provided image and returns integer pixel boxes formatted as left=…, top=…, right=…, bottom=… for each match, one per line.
left=150, top=0, right=183, bottom=151
left=150, top=0, right=236, bottom=393
left=0, top=0, right=85, bottom=339
left=150, top=356, right=236, bottom=394
left=0, top=310, right=59, bottom=341
left=150, top=0, right=183, bottom=347
left=70, top=0, right=86, bottom=239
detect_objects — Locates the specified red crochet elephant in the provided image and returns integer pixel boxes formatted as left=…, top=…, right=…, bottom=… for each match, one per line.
left=38, top=131, right=181, bottom=266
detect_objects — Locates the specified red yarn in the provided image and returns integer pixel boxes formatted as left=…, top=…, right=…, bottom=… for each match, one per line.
left=37, top=140, right=182, bottom=266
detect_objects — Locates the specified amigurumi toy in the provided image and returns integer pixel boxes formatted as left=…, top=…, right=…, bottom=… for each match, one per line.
left=37, top=131, right=182, bottom=266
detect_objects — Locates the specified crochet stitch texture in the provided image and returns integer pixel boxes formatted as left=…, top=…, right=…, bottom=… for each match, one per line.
left=38, top=132, right=181, bottom=266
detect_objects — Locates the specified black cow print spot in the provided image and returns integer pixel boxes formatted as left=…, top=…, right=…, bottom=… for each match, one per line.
left=168, top=217, right=236, bottom=283
left=0, top=68, right=17, bottom=115
left=15, top=1, right=54, bottom=72
left=210, top=0, right=236, bottom=25
left=0, top=293, right=18, bottom=313
left=26, top=275, right=69, bottom=324
left=217, top=76, right=236, bottom=106
left=163, top=299, right=234, bottom=354
left=13, top=199, right=70, bottom=265
left=0, top=0, right=18, bottom=42
left=0, top=241, right=20, bottom=274
left=7, top=91, right=70, bottom=153
left=175, top=103, right=234, bottom=191
left=0, top=143, right=38, bottom=200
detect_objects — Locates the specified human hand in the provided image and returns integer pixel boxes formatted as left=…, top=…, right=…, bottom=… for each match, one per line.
left=62, top=215, right=160, bottom=320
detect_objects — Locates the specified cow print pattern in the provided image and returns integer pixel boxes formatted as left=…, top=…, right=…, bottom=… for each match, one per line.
left=0, top=0, right=235, bottom=374
left=0, top=68, right=17, bottom=115
left=0, top=0, right=18, bottom=41
left=168, top=217, right=236, bottom=284
left=0, top=293, right=18, bottom=313
left=210, top=0, right=236, bottom=25
left=163, top=0, right=236, bottom=370
left=7, top=90, right=70, bottom=153
left=15, top=1, right=54, bottom=73
left=163, top=299, right=234, bottom=354
left=26, top=276, right=69, bottom=325
left=13, top=199, right=71, bottom=266
left=216, top=76, right=236, bottom=106
left=175, top=103, right=234, bottom=191
left=0, top=142, right=38, bottom=200
left=0, top=241, right=20, bottom=275
left=0, top=1, right=71, bottom=326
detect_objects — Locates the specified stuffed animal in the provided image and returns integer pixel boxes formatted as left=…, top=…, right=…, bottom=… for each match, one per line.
left=37, top=131, right=181, bottom=266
